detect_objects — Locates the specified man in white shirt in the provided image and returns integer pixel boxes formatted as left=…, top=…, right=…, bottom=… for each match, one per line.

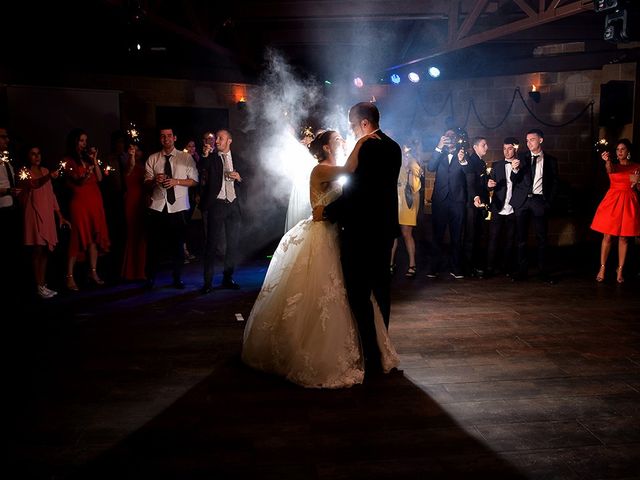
left=144, top=127, right=199, bottom=289
left=0, top=126, right=23, bottom=295
left=486, top=137, right=519, bottom=277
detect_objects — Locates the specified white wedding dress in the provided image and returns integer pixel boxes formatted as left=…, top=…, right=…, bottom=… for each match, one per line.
left=242, top=183, right=399, bottom=388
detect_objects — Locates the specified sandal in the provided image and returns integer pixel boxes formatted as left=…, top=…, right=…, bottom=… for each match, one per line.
left=88, top=268, right=105, bottom=285
left=405, top=266, right=417, bottom=278
left=616, top=265, right=624, bottom=284
left=66, top=275, right=79, bottom=291
left=390, top=264, right=396, bottom=275
left=596, top=264, right=605, bottom=283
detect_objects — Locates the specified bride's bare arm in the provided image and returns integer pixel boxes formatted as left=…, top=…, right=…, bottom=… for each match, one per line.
left=344, top=132, right=380, bottom=173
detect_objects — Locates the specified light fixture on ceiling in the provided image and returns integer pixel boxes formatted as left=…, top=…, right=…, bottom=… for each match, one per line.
left=428, top=66, right=441, bottom=78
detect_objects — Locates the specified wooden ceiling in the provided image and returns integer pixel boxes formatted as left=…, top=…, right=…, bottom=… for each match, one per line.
left=6, top=1, right=640, bottom=84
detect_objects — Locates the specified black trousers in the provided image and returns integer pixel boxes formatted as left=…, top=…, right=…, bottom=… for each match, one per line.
left=340, top=231, right=393, bottom=369
left=463, top=205, right=486, bottom=273
left=515, top=195, right=549, bottom=277
left=487, top=212, right=516, bottom=274
left=203, top=199, right=241, bottom=286
left=145, top=207, right=187, bottom=282
left=430, top=200, right=465, bottom=274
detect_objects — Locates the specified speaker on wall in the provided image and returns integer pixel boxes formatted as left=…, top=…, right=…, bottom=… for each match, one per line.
left=599, top=80, right=634, bottom=126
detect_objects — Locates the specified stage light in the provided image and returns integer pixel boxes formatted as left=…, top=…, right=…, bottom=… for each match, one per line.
left=390, top=74, right=401, bottom=84
left=428, top=66, right=441, bottom=78
left=353, top=77, right=364, bottom=88
left=594, top=0, right=620, bottom=12
left=408, top=72, right=420, bottom=83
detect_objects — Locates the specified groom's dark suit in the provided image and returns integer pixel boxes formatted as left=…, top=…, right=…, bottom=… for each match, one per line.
left=324, top=130, right=401, bottom=368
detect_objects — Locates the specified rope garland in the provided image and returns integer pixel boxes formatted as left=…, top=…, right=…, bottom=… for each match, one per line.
left=417, top=86, right=594, bottom=130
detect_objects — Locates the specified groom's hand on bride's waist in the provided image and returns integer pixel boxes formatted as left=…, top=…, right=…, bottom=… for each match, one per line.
left=312, top=205, right=326, bottom=221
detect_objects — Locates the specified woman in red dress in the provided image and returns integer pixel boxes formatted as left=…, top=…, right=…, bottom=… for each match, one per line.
left=120, top=143, right=147, bottom=280
left=591, top=139, right=640, bottom=283
left=63, top=128, right=111, bottom=290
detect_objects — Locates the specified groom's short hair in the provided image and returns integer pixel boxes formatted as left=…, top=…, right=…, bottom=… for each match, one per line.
left=350, top=102, right=380, bottom=126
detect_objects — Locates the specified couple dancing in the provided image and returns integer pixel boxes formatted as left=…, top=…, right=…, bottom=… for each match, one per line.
left=242, top=103, right=402, bottom=388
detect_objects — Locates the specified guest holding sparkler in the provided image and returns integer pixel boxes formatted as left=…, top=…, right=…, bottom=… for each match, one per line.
left=121, top=142, right=148, bottom=281
left=591, top=139, right=640, bottom=283
left=0, top=126, right=24, bottom=296
left=18, top=145, right=70, bottom=298
left=62, top=128, right=110, bottom=291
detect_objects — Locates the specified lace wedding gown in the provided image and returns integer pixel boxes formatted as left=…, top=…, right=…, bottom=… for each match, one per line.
left=242, top=183, right=399, bottom=388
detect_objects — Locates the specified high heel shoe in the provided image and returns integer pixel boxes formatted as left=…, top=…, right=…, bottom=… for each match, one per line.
left=66, top=275, right=79, bottom=291
left=616, top=265, right=624, bottom=284
left=88, top=268, right=105, bottom=285
left=596, top=264, right=605, bottom=282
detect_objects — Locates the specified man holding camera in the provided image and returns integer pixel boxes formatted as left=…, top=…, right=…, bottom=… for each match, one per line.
left=427, top=128, right=473, bottom=279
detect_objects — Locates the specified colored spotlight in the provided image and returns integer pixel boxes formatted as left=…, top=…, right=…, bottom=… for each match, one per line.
left=390, top=74, right=401, bottom=85
left=408, top=72, right=420, bottom=83
left=428, top=66, right=441, bottom=78
left=353, top=77, right=364, bottom=88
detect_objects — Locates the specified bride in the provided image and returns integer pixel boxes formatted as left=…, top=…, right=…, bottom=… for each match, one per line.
left=242, top=129, right=399, bottom=388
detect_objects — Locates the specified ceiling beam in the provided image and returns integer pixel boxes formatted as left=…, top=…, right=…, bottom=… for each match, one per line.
left=387, top=0, right=593, bottom=70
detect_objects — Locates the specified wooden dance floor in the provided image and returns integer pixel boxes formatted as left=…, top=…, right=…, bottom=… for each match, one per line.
left=9, top=247, right=640, bottom=479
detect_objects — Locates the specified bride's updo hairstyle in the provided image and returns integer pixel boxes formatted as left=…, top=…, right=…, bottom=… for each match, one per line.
left=308, top=129, right=336, bottom=163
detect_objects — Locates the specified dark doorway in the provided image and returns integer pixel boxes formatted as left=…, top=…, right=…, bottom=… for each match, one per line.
left=155, top=106, right=229, bottom=149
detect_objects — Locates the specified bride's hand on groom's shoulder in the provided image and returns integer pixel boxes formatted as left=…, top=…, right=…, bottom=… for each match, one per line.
left=312, top=205, right=325, bottom=221
left=361, top=132, right=381, bottom=143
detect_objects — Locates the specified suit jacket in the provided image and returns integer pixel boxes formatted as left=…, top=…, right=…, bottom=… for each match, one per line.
left=466, top=152, right=488, bottom=206
left=324, top=130, right=401, bottom=241
left=488, top=159, right=512, bottom=214
left=510, top=150, right=558, bottom=211
left=427, top=149, right=472, bottom=204
left=199, top=150, right=244, bottom=212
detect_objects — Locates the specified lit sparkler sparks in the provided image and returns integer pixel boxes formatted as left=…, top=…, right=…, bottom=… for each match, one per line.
left=18, top=166, right=31, bottom=180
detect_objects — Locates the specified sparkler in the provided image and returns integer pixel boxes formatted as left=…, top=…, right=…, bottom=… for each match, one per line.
left=18, top=166, right=31, bottom=181
left=594, top=138, right=609, bottom=155
left=126, top=122, right=140, bottom=144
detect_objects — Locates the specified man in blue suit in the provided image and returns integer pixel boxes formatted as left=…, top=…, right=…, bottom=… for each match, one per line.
left=427, top=128, right=473, bottom=279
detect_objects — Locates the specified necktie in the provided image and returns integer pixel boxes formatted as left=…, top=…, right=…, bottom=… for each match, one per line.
left=530, top=155, right=539, bottom=194
left=3, top=161, right=14, bottom=188
left=220, top=152, right=236, bottom=202
left=164, top=155, right=176, bottom=204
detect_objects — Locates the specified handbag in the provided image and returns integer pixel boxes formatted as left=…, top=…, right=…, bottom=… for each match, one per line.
left=404, top=170, right=414, bottom=208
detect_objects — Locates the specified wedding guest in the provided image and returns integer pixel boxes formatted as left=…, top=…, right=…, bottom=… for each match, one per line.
left=62, top=128, right=110, bottom=291
left=510, top=128, right=558, bottom=283
left=486, top=137, right=519, bottom=277
left=121, top=142, right=148, bottom=281
left=591, top=139, right=640, bottom=283
left=390, top=144, right=422, bottom=278
left=18, top=145, right=70, bottom=298
left=0, top=127, right=23, bottom=296
left=144, top=127, right=198, bottom=289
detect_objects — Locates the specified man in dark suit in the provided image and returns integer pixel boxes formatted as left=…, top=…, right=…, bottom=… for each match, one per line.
left=463, top=136, right=490, bottom=277
left=314, top=102, right=401, bottom=373
left=510, top=128, right=558, bottom=282
left=427, top=128, right=473, bottom=279
left=200, top=128, right=244, bottom=293
left=486, top=136, right=519, bottom=277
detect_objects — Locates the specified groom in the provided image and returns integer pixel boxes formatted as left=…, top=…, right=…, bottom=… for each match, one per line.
left=313, top=102, right=401, bottom=373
